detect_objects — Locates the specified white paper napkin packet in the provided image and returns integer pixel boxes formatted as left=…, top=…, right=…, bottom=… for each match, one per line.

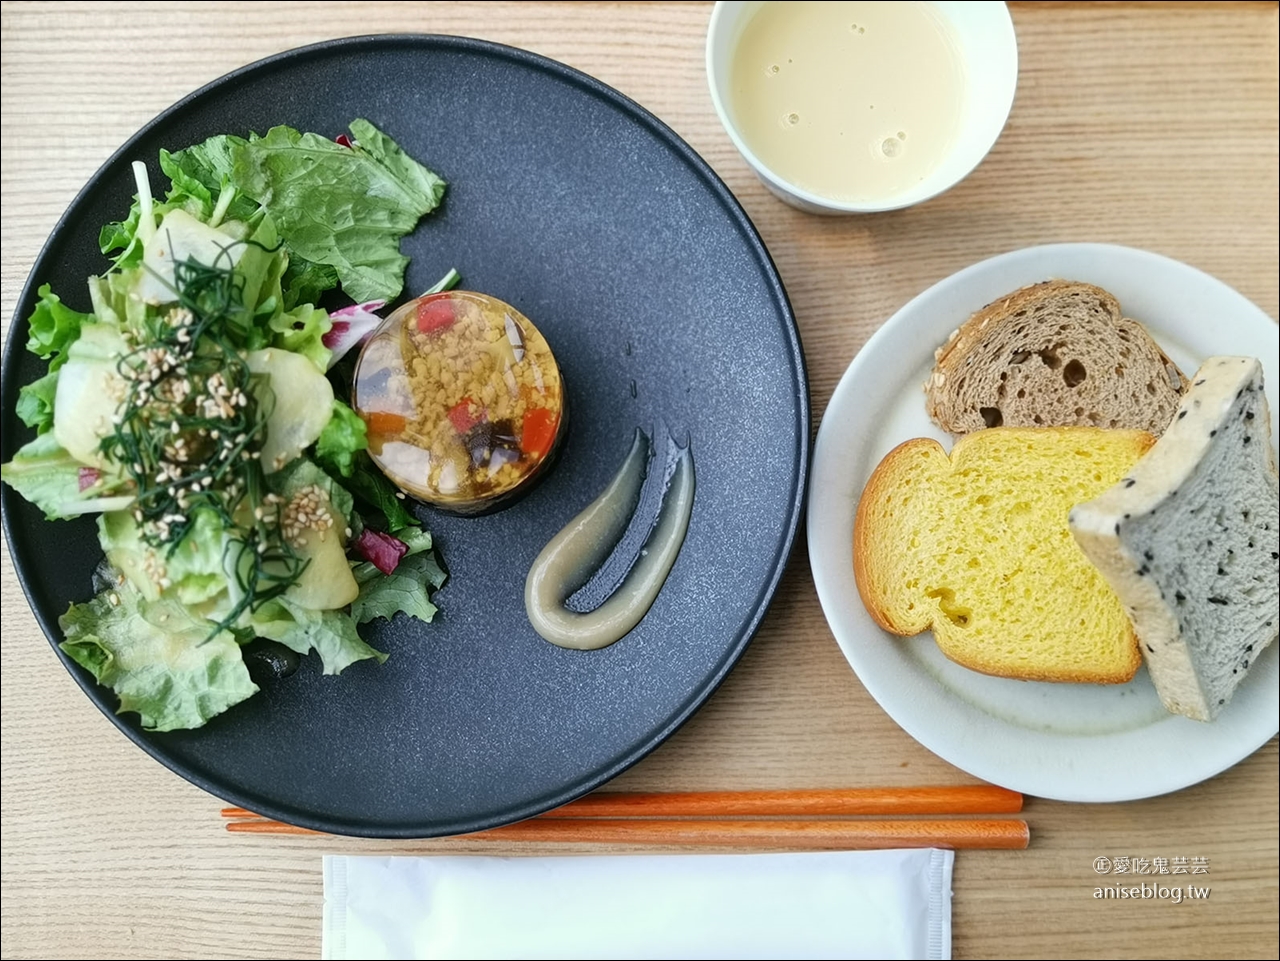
left=323, top=848, right=953, bottom=960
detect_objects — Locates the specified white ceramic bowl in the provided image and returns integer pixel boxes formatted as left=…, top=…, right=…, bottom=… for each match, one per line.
left=706, top=1, right=1019, bottom=214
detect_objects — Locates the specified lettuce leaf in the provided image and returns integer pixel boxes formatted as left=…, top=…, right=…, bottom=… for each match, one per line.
left=269, top=303, right=332, bottom=372
left=281, top=258, right=341, bottom=310
left=170, top=135, right=238, bottom=192
left=87, top=272, right=139, bottom=330
left=158, top=148, right=214, bottom=219
left=26, top=284, right=93, bottom=370
left=103, top=121, right=442, bottom=307
left=250, top=597, right=387, bottom=675
left=98, top=212, right=143, bottom=269
left=59, top=585, right=257, bottom=732
left=16, top=369, right=59, bottom=434
left=166, top=134, right=259, bottom=226
left=336, top=452, right=418, bottom=532
left=226, top=120, right=445, bottom=302
left=0, top=433, right=87, bottom=520
left=347, top=118, right=447, bottom=213
left=101, top=142, right=238, bottom=269
left=235, top=213, right=287, bottom=334
left=394, top=526, right=436, bottom=557
left=314, top=400, right=368, bottom=479
left=350, top=528, right=446, bottom=625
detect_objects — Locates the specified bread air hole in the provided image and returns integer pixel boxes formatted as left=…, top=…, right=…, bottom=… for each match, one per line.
left=1063, top=359, right=1087, bottom=387
left=926, top=587, right=972, bottom=627
left=980, top=407, right=1003, bottom=428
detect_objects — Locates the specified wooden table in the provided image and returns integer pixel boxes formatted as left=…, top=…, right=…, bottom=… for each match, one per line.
left=1, top=3, right=1276, bottom=958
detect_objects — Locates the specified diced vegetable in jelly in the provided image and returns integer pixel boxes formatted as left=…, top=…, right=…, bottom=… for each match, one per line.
left=352, top=291, right=565, bottom=513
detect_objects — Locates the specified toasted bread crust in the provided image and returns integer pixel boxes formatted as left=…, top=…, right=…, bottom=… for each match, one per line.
left=853, top=437, right=945, bottom=636
left=930, top=281, right=1120, bottom=373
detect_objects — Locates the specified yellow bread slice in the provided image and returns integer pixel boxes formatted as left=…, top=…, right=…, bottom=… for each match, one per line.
left=854, top=427, right=1154, bottom=683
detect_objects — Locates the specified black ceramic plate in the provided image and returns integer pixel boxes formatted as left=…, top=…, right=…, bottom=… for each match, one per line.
left=1, top=35, right=808, bottom=837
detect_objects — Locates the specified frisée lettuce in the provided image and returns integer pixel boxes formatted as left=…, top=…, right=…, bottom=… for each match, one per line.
left=1, top=120, right=454, bottom=732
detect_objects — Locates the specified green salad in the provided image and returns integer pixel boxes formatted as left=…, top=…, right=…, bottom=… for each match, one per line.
left=2, top=120, right=452, bottom=731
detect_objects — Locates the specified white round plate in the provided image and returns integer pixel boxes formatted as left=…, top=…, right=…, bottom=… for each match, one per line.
left=808, top=243, right=1279, bottom=802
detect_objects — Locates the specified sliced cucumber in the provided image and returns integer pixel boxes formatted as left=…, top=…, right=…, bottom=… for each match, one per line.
left=287, top=508, right=359, bottom=610
left=99, top=510, right=162, bottom=603
left=245, top=348, right=335, bottom=473
left=134, top=208, right=248, bottom=304
left=53, top=324, right=128, bottom=467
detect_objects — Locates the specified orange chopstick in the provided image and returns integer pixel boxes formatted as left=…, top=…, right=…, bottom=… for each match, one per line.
left=530, top=786, right=1023, bottom=817
left=223, top=814, right=1027, bottom=849
left=220, top=784, right=1021, bottom=824
left=462, top=817, right=1028, bottom=849
left=221, top=785, right=1028, bottom=849
left=226, top=819, right=322, bottom=836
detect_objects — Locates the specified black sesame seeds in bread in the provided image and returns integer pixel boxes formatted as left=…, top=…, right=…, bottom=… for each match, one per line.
left=1069, top=357, right=1280, bottom=721
left=926, top=280, right=1189, bottom=436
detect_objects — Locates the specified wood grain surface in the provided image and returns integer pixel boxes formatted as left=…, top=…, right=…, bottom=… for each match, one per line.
left=2, top=2, right=1277, bottom=959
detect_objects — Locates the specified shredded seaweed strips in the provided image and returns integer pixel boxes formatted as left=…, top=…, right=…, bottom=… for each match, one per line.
left=1, top=121, right=453, bottom=732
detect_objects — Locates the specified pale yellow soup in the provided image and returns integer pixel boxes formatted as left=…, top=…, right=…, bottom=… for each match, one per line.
left=729, top=1, right=966, bottom=204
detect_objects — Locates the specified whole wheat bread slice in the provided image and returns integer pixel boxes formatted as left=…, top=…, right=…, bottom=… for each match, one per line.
left=926, top=280, right=1188, bottom=436
left=1069, top=357, right=1280, bottom=721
